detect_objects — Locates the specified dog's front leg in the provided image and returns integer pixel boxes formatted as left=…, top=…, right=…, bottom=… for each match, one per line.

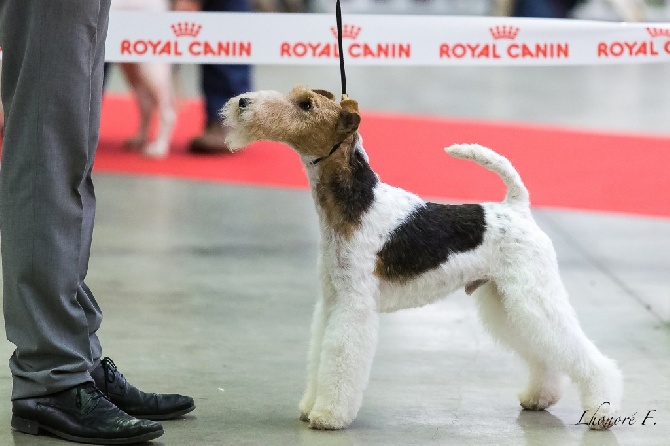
left=308, top=278, right=379, bottom=430
left=298, top=263, right=333, bottom=421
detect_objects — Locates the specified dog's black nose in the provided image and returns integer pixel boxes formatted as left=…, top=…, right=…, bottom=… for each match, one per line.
left=238, top=97, right=250, bottom=108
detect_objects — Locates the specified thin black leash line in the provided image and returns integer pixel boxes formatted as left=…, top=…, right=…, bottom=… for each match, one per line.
left=312, top=0, right=348, bottom=166
left=336, top=0, right=347, bottom=98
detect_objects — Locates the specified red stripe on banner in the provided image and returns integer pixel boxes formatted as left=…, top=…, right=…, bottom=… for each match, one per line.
left=9, top=94, right=667, bottom=218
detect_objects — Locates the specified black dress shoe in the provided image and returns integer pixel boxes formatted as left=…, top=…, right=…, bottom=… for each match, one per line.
left=91, top=357, right=195, bottom=421
left=12, top=382, right=163, bottom=445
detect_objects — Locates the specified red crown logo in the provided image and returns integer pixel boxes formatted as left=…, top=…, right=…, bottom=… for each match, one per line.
left=330, top=24, right=362, bottom=40
left=171, top=22, right=202, bottom=38
left=489, top=25, right=520, bottom=40
left=646, top=27, right=670, bottom=38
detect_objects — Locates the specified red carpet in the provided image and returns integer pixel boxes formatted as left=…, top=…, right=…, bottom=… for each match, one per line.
left=94, top=95, right=670, bottom=218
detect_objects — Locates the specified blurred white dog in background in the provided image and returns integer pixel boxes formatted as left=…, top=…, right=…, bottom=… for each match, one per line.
left=110, top=0, right=176, bottom=158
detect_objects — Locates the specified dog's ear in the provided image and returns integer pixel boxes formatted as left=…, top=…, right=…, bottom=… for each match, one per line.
left=340, top=98, right=359, bottom=114
left=336, top=109, right=361, bottom=137
left=337, top=98, right=361, bottom=136
left=312, top=89, right=335, bottom=100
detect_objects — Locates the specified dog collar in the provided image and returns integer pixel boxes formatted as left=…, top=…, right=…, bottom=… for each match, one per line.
left=311, top=142, right=342, bottom=166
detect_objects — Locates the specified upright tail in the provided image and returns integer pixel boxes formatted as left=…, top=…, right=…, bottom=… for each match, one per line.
left=445, top=144, right=529, bottom=205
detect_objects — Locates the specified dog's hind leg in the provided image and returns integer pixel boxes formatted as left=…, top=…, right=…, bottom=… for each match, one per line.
left=484, top=276, right=623, bottom=430
left=307, top=276, right=379, bottom=430
left=474, top=282, right=565, bottom=411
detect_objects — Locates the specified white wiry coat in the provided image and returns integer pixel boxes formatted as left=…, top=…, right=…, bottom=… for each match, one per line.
left=297, top=141, right=622, bottom=430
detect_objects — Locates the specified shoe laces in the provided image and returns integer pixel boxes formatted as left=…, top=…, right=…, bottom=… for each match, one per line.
left=100, top=357, right=126, bottom=393
left=76, top=383, right=106, bottom=409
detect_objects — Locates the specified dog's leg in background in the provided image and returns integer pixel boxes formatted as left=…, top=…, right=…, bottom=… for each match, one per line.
left=307, top=277, right=380, bottom=430
left=299, top=261, right=333, bottom=421
left=477, top=275, right=623, bottom=429
left=475, top=282, right=565, bottom=410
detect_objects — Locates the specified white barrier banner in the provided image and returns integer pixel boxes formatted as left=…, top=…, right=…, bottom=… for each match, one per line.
left=105, top=12, right=670, bottom=66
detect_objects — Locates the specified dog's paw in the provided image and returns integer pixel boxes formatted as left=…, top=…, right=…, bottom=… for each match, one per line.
left=308, top=408, right=348, bottom=430
left=298, top=394, right=315, bottom=422
left=519, top=388, right=561, bottom=411
left=579, top=402, right=619, bottom=430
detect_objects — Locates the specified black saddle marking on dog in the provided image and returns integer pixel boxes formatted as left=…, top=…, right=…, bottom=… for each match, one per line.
left=375, top=203, right=486, bottom=282
left=327, top=148, right=378, bottom=227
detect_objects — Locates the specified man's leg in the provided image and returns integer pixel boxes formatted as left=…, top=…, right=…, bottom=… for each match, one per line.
left=189, top=0, right=251, bottom=153
left=202, top=0, right=251, bottom=124
left=512, top=0, right=562, bottom=17
left=80, top=0, right=112, bottom=368
left=201, top=63, right=251, bottom=126
left=0, top=0, right=107, bottom=400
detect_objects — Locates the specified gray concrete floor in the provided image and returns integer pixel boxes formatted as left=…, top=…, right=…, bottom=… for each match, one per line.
left=2, top=44, right=670, bottom=446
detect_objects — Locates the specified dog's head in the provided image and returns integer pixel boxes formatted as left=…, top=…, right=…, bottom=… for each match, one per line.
left=221, top=86, right=361, bottom=159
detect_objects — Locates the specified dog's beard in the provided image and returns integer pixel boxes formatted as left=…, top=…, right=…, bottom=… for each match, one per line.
left=220, top=104, right=253, bottom=151
left=223, top=125, right=253, bottom=152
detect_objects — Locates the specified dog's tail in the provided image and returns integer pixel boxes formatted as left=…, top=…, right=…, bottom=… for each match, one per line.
left=445, top=144, right=529, bottom=205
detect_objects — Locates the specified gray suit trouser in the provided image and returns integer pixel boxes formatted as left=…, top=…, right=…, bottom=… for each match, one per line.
left=0, top=0, right=111, bottom=399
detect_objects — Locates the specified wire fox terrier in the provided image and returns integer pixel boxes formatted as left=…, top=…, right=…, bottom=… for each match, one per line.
left=221, top=86, right=623, bottom=431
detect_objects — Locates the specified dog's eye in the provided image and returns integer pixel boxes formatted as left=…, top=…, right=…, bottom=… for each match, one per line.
left=298, top=99, right=312, bottom=111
